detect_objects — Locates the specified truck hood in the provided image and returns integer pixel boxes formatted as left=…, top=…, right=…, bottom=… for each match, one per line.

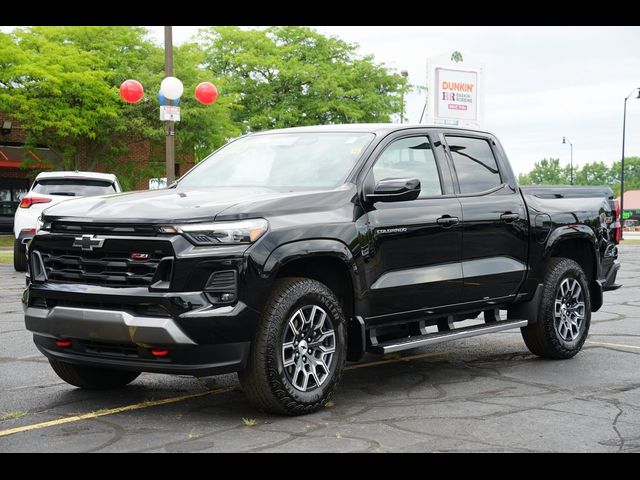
left=41, top=185, right=356, bottom=224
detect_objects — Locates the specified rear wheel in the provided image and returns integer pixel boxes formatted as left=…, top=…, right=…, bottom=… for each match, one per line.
left=49, top=359, right=140, bottom=389
left=13, top=238, right=26, bottom=272
left=521, top=257, right=591, bottom=359
left=239, top=277, right=347, bottom=415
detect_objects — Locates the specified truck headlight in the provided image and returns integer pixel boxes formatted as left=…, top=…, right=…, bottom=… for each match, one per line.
left=160, top=219, right=268, bottom=246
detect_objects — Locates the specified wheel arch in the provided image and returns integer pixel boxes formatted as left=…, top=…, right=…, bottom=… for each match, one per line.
left=262, top=239, right=365, bottom=361
left=543, top=228, right=602, bottom=311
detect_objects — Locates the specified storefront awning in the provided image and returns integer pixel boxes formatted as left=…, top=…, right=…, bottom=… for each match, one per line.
left=0, top=145, right=57, bottom=168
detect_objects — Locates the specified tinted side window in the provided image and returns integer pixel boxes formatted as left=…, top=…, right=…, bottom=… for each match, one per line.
left=372, top=136, right=442, bottom=198
left=446, top=136, right=502, bottom=194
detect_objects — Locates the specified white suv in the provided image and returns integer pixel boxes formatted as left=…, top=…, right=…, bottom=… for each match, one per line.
left=13, top=171, right=122, bottom=271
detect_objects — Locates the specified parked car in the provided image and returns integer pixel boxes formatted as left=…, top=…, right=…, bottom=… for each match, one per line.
left=623, top=219, right=640, bottom=231
left=23, top=125, right=621, bottom=415
left=0, top=181, right=29, bottom=233
left=13, top=171, right=122, bottom=271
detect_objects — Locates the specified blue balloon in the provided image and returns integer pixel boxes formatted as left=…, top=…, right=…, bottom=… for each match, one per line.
left=157, top=92, right=180, bottom=106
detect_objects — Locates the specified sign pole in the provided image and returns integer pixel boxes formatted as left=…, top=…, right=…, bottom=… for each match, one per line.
left=164, top=26, right=175, bottom=185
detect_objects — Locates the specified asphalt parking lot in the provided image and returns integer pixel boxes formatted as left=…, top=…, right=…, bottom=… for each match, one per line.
left=1, top=246, right=639, bottom=452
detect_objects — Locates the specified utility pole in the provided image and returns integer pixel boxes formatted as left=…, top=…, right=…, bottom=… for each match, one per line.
left=400, top=70, right=409, bottom=124
left=621, top=87, right=640, bottom=239
left=562, top=137, right=573, bottom=185
left=164, top=26, right=175, bottom=185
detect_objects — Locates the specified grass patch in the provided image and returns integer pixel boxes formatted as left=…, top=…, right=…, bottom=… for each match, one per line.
left=324, top=400, right=335, bottom=409
left=0, top=252, right=13, bottom=264
left=242, top=417, right=257, bottom=427
left=1, top=410, right=27, bottom=421
left=621, top=239, right=640, bottom=245
left=0, top=235, right=13, bottom=248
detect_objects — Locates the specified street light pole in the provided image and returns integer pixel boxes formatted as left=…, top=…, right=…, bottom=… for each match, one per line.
left=562, top=136, right=573, bottom=185
left=400, top=70, right=409, bottom=124
left=164, top=26, right=175, bottom=185
left=621, top=87, right=640, bottom=238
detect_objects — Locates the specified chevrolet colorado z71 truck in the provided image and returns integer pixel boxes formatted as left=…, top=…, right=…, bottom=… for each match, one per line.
left=23, top=124, right=621, bottom=415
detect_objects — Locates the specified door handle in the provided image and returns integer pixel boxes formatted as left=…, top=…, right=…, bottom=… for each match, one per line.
left=500, top=212, right=520, bottom=223
left=436, top=215, right=459, bottom=227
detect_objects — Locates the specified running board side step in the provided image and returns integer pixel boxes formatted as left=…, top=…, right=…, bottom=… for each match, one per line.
left=367, top=319, right=529, bottom=355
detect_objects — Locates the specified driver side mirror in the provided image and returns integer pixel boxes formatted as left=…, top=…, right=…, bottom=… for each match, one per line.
left=366, top=178, right=421, bottom=203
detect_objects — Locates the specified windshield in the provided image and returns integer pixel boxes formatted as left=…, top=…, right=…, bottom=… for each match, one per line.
left=178, top=132, right=375, bottom=190
left=32, top=179, right=116, bottom=197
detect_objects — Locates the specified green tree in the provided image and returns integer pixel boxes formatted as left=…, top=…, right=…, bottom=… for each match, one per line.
left=518, top=157, right=640, bottom=197
left=610, top=156, right=640, bottom=197
left=0, top=27, right=160, bottom=173
left=518, top=172, right=532, bottom=185
left=524, top=158, right=572, bottom=185
left=450, top=51, right=464, bottom=63
left=0, top=27, right=238, bottom=189
left=574, top=161, right=614, bottom=186
left=198, top=26, right=410, bottom=132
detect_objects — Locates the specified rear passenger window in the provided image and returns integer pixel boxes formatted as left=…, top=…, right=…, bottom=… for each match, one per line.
left=372, top=136, right=442, bottom=198
left=446, top=136, right=502, bottom=194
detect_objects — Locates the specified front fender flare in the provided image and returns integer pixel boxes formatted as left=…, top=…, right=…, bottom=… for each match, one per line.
left=262, top=239, right=357, bottom=278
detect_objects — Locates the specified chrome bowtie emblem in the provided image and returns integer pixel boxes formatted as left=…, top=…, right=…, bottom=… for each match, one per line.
left=72, top=235, right=105, bottom=251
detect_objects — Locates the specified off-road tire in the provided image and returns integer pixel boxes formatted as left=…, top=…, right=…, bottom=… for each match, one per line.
left=521, top=257, right=591, bottom=359
left=239, top=277, right=347, bottom=415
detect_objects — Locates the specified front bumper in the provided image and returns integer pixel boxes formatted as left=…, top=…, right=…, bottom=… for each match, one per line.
left=33, top=334, right=249, bottom=376
left=24, top=284, right=260, bottom=376
left=25, top=305, right=196, bottom=345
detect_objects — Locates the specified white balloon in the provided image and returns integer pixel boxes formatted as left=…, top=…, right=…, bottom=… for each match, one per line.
left=160, top=76, right=184, bottom=100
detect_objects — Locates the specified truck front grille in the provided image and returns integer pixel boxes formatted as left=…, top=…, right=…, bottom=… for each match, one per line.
left=33, top=236, right=174, bottom=287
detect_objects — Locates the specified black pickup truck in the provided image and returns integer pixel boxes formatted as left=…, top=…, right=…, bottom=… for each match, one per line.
left=23, top=124, right=621, bottom=415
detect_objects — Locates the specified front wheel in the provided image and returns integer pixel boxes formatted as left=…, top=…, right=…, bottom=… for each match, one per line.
left=239, top=277, right=347, bottom=415
left=521, top=257, right=591, bottom=359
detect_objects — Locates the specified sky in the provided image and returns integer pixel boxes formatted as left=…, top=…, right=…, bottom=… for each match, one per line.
left=4, top=26, right=640, bottom=175
left=144, top=26, right=640, bottom=176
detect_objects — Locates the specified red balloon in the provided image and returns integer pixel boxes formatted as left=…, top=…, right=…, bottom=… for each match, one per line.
left=195, top=82, right=218, bottom=105
left=119, top=79, right=144, bottom=103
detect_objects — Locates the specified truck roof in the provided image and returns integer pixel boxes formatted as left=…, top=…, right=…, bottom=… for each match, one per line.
left=252, top=123, right=496, bottom=137
left=34, top=171, right=118, bottom=183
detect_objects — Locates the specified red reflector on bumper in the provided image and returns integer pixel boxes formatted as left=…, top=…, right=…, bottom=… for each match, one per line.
left=56, top=340, right=72, bottom=348
left=150, top=348, right=169, bottom=357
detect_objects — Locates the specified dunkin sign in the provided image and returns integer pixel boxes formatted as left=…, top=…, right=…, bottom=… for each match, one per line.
left=435, top=67, right=478, bottom=122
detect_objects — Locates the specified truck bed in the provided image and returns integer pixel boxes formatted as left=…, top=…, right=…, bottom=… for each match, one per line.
left=521, top=185, right=614, bottom=200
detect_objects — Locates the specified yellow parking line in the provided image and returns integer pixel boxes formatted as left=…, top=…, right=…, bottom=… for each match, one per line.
left=0, top=338, right=525, bottom=438
left=0, top=387, right=234, bottom=438
left=587, top=340, right=640, bottom=350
